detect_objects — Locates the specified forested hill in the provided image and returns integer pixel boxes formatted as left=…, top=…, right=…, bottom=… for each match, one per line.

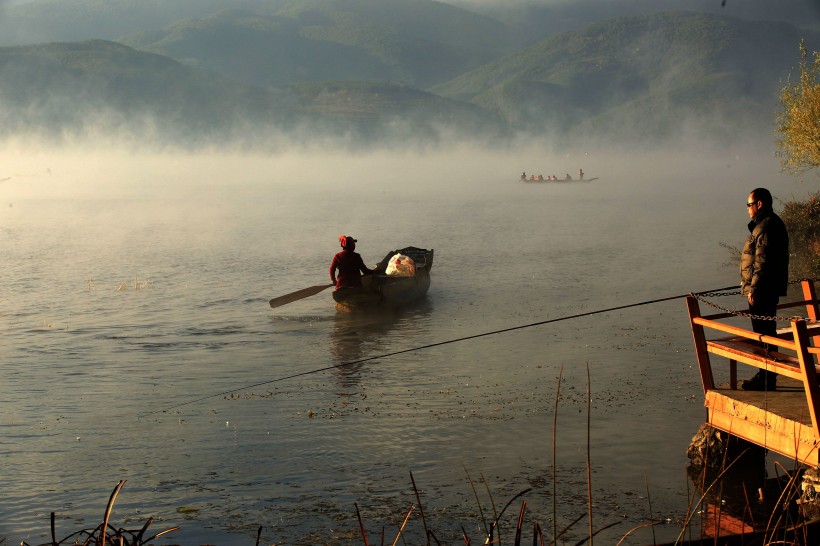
left=117, top=1, right=523, bottom=90
left=431, top=11, right=820, bottom=145
left=0, top=40, right=297, bottom=142
left=0, top=0, right=524, bottom=91
left=0, top=5, right=817, bottom=149
left=0, top=40, right=507, bottom=146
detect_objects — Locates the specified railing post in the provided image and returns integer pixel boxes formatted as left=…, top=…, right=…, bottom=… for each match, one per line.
left=686, top=295, right=715, bottom=393
left=793, top=319, right=820, bottom=440
left=802, top=279, right=819, bottom=321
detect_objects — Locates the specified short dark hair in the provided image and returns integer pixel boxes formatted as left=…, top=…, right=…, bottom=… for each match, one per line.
left=751, top=188, right=773, bottom=208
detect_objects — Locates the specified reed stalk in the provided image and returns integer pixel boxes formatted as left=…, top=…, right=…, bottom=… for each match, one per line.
left=644, top=475, right=655, bottom=545
left=585, top=363, right=593, bottom=546
left=355, top=503, right=370, bottom=546
left=741, top=482, right=756, bottom=530
left=533, top=521, right=543, bottom=546
left=390, top=505, right=414, bottom=546
left=410, top=471, right=430, bottom=546
left=551, top=365, right=563, bottom=544
left=615, top=521, right=662, bottom=545
left=99, top=480, right=125, bottom=546
left=482, top=472, right=499, bottom=536
left=463, top=465, right=489, bottom=537
left=513, top=501, right=526, bottom=546
left=460, top=525, right=471, bottom=546
left=551, top=512, right=585, bottom=544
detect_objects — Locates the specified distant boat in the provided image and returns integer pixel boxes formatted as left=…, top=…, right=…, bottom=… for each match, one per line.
left=520, top=177, right=598, bottom=183
left=332, top=246, right=434, bottom=311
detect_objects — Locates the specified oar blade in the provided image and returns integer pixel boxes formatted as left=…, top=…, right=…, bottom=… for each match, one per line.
left=269, top=284, right=334, bottom=308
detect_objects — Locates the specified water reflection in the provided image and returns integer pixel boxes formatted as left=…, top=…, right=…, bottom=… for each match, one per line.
left=329, top=299, right=434, bottom=390
left=685, top=449, right=798, bottom=539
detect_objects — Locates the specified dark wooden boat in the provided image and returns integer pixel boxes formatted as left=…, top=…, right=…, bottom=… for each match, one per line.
left=332, top=246, right=433, bottom=310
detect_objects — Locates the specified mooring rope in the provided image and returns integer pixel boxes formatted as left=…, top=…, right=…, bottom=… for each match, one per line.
left=140, top=284, right=741, bottom=418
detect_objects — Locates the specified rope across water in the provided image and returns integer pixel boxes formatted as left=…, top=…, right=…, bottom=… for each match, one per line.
left=140, top=281, right=815, bottom=417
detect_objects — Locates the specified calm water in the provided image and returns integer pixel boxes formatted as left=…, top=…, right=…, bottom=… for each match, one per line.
left=0, top=146, right=805, bottom=544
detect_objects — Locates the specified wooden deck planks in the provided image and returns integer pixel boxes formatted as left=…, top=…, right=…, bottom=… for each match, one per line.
left=705, top=379, right=820, bottom=465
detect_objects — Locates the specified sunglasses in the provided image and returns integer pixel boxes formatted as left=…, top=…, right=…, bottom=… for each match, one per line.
left=747, top=202, right=757, bottom=207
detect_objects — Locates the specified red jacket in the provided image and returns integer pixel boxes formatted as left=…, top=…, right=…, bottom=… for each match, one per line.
left=330, top=250, right=371, bottom=288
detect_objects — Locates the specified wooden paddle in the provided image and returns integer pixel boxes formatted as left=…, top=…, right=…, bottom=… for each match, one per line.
left=269, top=283, right=334, bottom=308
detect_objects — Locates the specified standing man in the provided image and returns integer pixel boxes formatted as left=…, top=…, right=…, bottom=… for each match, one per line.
left=330, top=235, right=373, bottom=291
left=740, top=188, right=790, bottom=391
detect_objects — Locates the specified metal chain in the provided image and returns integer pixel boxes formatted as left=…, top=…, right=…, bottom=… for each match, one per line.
left=690, top=279, right=815, bottom=322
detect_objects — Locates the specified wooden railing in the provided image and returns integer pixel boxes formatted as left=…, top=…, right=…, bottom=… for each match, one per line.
left=686, top=279, right=820, bottom=440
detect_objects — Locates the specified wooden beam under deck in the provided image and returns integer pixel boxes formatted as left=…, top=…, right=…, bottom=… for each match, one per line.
left=705, top=378, right=820, bottom=466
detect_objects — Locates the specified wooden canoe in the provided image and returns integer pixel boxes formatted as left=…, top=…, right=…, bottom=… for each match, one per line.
left=332, top=246, right=433, bottom=310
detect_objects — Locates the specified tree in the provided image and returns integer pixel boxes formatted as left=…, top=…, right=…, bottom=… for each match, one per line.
left=780, top=194, right=820, bottom=279
left=776, top=41, right=820, bottom=176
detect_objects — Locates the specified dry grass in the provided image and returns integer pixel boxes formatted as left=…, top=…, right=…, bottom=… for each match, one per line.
left=21, top=481, right=178, bottom=546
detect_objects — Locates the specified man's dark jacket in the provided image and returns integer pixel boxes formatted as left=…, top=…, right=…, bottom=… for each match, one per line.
left=740, top=209, right=789, bottom=297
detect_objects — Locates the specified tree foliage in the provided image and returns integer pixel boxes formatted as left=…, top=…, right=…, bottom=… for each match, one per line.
left=776, top=41, right=820, bottom=176
left=781, top=193, right=820, bottom=279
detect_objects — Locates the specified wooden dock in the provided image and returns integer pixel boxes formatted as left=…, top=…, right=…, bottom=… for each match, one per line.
left=686, top=280, right=820, bottom=466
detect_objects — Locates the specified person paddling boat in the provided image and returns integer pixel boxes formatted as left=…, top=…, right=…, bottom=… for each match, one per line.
left=330, top=235, right=374, bottom=295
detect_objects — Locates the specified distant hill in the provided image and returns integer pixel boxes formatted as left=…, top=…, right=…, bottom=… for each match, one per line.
left=0, top=0, right=525, bottom=89
left=0, top=40, right=506, bottom=146
left=431, top=11, right=820, bottom=146
left=0, top=8, right=817, bottom=149
left=118, top=0, right=523, bottom=89
left=451, top=0, right=820, bottom=45
left=5, top=0, right=816, bottom=51
left=0, top=40, right=298, bottom=142
left=0, top=0, right=291, bottom=45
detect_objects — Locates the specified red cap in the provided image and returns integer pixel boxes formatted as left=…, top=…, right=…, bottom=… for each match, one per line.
left=339, top=235, right=357, bottom=248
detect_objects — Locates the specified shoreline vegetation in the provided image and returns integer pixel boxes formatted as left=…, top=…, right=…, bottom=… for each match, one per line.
left=13, top=371, right=820, bottom=546
left=781, top=194, right=820, bottom=281
left=756, top=39, right=819, bottom=281
left=14, top=448, right=818, bottom=545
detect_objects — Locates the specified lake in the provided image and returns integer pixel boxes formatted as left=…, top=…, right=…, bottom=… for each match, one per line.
left=0, top=144, right=806, bottom=544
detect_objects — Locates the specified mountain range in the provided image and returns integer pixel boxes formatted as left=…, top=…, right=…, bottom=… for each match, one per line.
left=0, top=0, right=818, bottom=149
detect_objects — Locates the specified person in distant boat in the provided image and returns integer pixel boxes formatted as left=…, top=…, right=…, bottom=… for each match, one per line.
left=538, top=174, right=544, bottom=180
left=579, top=169, right=584, bottom=180
left=521, top=172, right=527, bottom=180
left=565, top=173, right=572, bottom=180
left=530, top=174, right=535, bottom=180
left=739, top=188, right=789, bottom=391
left=330, top=235, right=374, bottom=290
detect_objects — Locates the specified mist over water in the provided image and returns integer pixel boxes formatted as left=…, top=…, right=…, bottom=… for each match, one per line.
left=0, top=143, right=809, bottom=544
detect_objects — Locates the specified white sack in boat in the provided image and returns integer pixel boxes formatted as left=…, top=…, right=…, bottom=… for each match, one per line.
left=385, top=254, right=415, bottom=276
